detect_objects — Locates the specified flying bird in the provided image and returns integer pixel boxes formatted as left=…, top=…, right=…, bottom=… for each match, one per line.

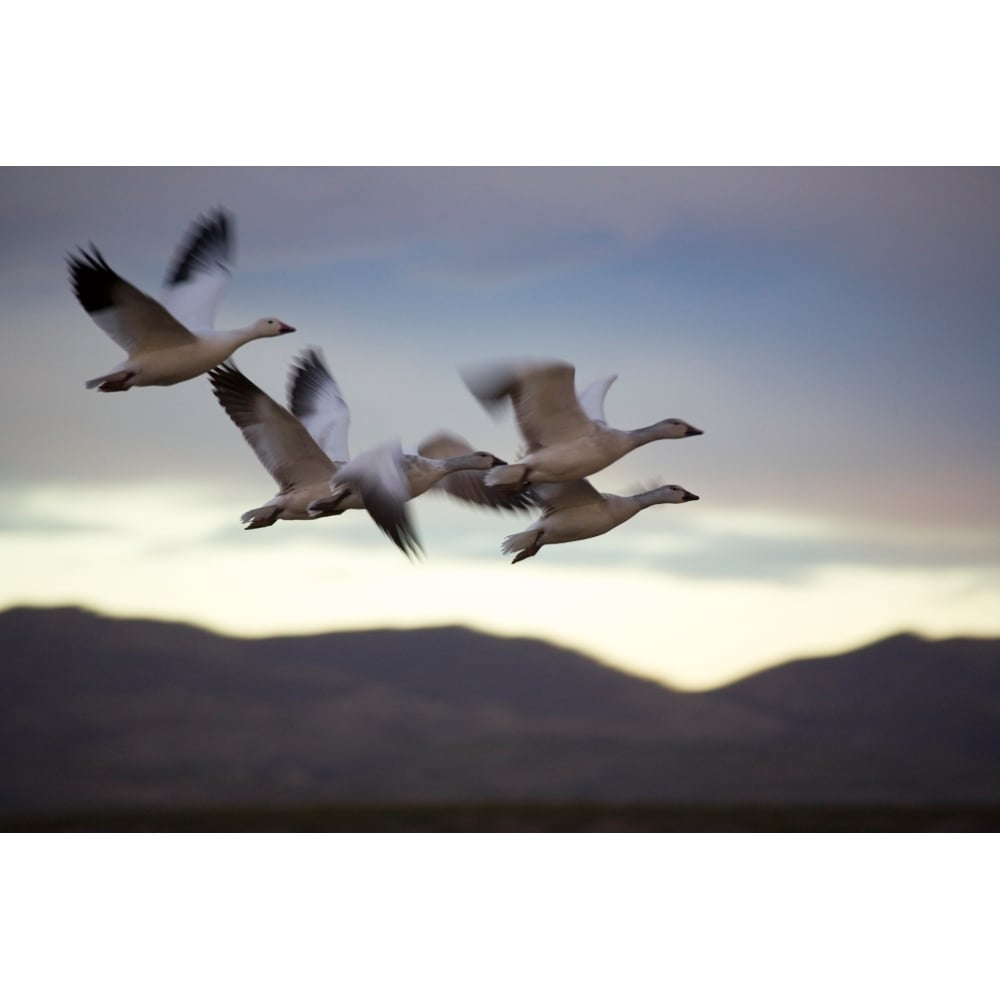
left=210, top=348, right=522, bottom=556
left=501, top=479, right=699, bottom=564
left=68, top=209, right=295, bottom=391
left=208, top=360, right=344, bottom=529
left=461, top=357, right=702, bottom=490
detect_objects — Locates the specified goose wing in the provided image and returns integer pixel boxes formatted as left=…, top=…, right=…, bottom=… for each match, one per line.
left=462, top=358, right=593, bottom=448
left=209, top=363, right=335, bottom=490
left=577, top=374, right=618, bottom=425
left=333, top=440, right=422, bottom=558
left=68, top=246, right=197, bottom=352
left=530, top=478, right=603, bottom=513
left=417, top=432, right=534, bottom=511
left=161, top=209, right=232, bottom=333
left=287, top=347, right=351, bottom=464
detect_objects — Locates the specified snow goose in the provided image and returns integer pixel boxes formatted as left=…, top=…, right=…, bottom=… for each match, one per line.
left=462, top=357, right=702, bottom=489
left=501, top=479, right=699, bottom=564
left=209, top=359, right=422, bottom=555
left=210, top=348, right=517, bottom=555
left=289, top=350, right=520, bottom=520
left=208, top=361, right=343, bottom=529
left=68, top=209, right=295, bottom=391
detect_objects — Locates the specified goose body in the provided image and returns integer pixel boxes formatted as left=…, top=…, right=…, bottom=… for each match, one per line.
left=501, top=480, right=699, bottom=563
left=462, top=358, right=702, bottom=489
left=69, top=210, right=294, bottom=391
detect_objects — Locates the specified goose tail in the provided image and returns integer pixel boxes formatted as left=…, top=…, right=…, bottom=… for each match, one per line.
left=85, top=369, right=131, bottom=391
left=241, top=505, right=280, bottom=529
left=501, top=529, right=536, bottom=555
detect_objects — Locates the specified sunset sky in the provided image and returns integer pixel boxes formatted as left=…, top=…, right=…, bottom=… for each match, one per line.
left=2, top=166, right=998, bottom=689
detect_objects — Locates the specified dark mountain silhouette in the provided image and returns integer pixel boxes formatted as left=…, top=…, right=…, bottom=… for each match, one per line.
left=2, top=606, right=999, bottom=819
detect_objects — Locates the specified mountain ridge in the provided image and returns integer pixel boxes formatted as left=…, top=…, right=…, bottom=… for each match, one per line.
left=2, top=605, right=999, bottom=815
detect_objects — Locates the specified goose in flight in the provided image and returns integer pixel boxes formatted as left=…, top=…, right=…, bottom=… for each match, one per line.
left=209, top=348, right=519, bottom=555
left=289, top=348, right=527, bottom=517
left=208, top=359, right=344, bottom=530
left=68, top=209, right=295, bottom=391
left=462, top=357, right=702, bottom=489
left=502, top=479, right=699, bottom=564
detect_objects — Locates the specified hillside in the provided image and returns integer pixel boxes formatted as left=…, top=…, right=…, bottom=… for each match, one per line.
left=2, top=606, right=999, bottom=819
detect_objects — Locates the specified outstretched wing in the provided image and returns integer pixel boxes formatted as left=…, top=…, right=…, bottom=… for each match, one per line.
left=68, top=246, right=196, bottom=353
left=161, top=209, right=233, bottom=333
left=209, top=363, right=335, bottom=491
left=577, top=374, right=617, bottom=425
left=461, top=357, right=594, bottom=448
left=529, top=478, right=603, bottom=513
left=287, top=347, right=351, bottom=464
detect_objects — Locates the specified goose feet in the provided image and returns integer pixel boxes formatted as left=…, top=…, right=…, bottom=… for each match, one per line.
left=96, top=372, right=132, bottom=392
left=511, top=532, right=542, bottom=564
left=241, top=505, right=280, bottom=529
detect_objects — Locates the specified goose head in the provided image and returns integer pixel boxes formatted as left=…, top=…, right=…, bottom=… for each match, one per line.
left=653, top=418, right=703, bottom=439
left=645, top=484, right=700, bottom=505
left=455, top=451, right=507, bottom=471
left=250, top=317, right=296, bottom=338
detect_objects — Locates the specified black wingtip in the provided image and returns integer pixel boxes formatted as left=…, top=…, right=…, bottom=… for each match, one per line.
left=67, top=244, right=119, bottom=313
left=287, top=346, right=336, bottom=416
left=164, top=208, right=234, bottom=287
left=387, top=524, right=425, bottom=560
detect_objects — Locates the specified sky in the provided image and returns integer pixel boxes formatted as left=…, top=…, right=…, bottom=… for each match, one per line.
left=2, top=166, right=999, bottom=689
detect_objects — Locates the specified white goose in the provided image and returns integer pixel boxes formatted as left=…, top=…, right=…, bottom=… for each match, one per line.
left=68, top=209, right=295, bottom=391
left=502, top=479, right=699, bottom=564
left=208, top=360, right=342, bottom=529
left=462, top=357, right=702, bottom=489
left=210, top=349, right=520, bottom=556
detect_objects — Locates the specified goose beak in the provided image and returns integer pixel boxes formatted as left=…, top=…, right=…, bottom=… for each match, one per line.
left=489, top=456, right=507, bottom=467
left=279, top=323, right=296, bottom=334
left=684, top=425, right=703, bottom=437
left=682, top=490, right=700, bottom=502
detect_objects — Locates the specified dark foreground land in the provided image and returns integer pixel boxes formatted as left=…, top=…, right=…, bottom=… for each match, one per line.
left=6, top=802, right=1000, bottom=832
left=6, top=611, right=1000, bottom=829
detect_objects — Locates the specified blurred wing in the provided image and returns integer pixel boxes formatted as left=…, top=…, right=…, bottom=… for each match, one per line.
left=414, top=431, right=475, bottom=462
left=462, top=358, right=592, bottom=448
left=577, top=374, right=617, bottom=425
left=161, top=209, right=233, bottom=333
left=68, top=246, right=196, bottom=352
left=335, top=440, right=422, bottom=558
left=209, top=363, right=335, bottom=490
left=530, top=478, right=603, bottom=513
left=417, top=432, right=535, bottom=512
left=287, top=347, right=352, bottom=463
